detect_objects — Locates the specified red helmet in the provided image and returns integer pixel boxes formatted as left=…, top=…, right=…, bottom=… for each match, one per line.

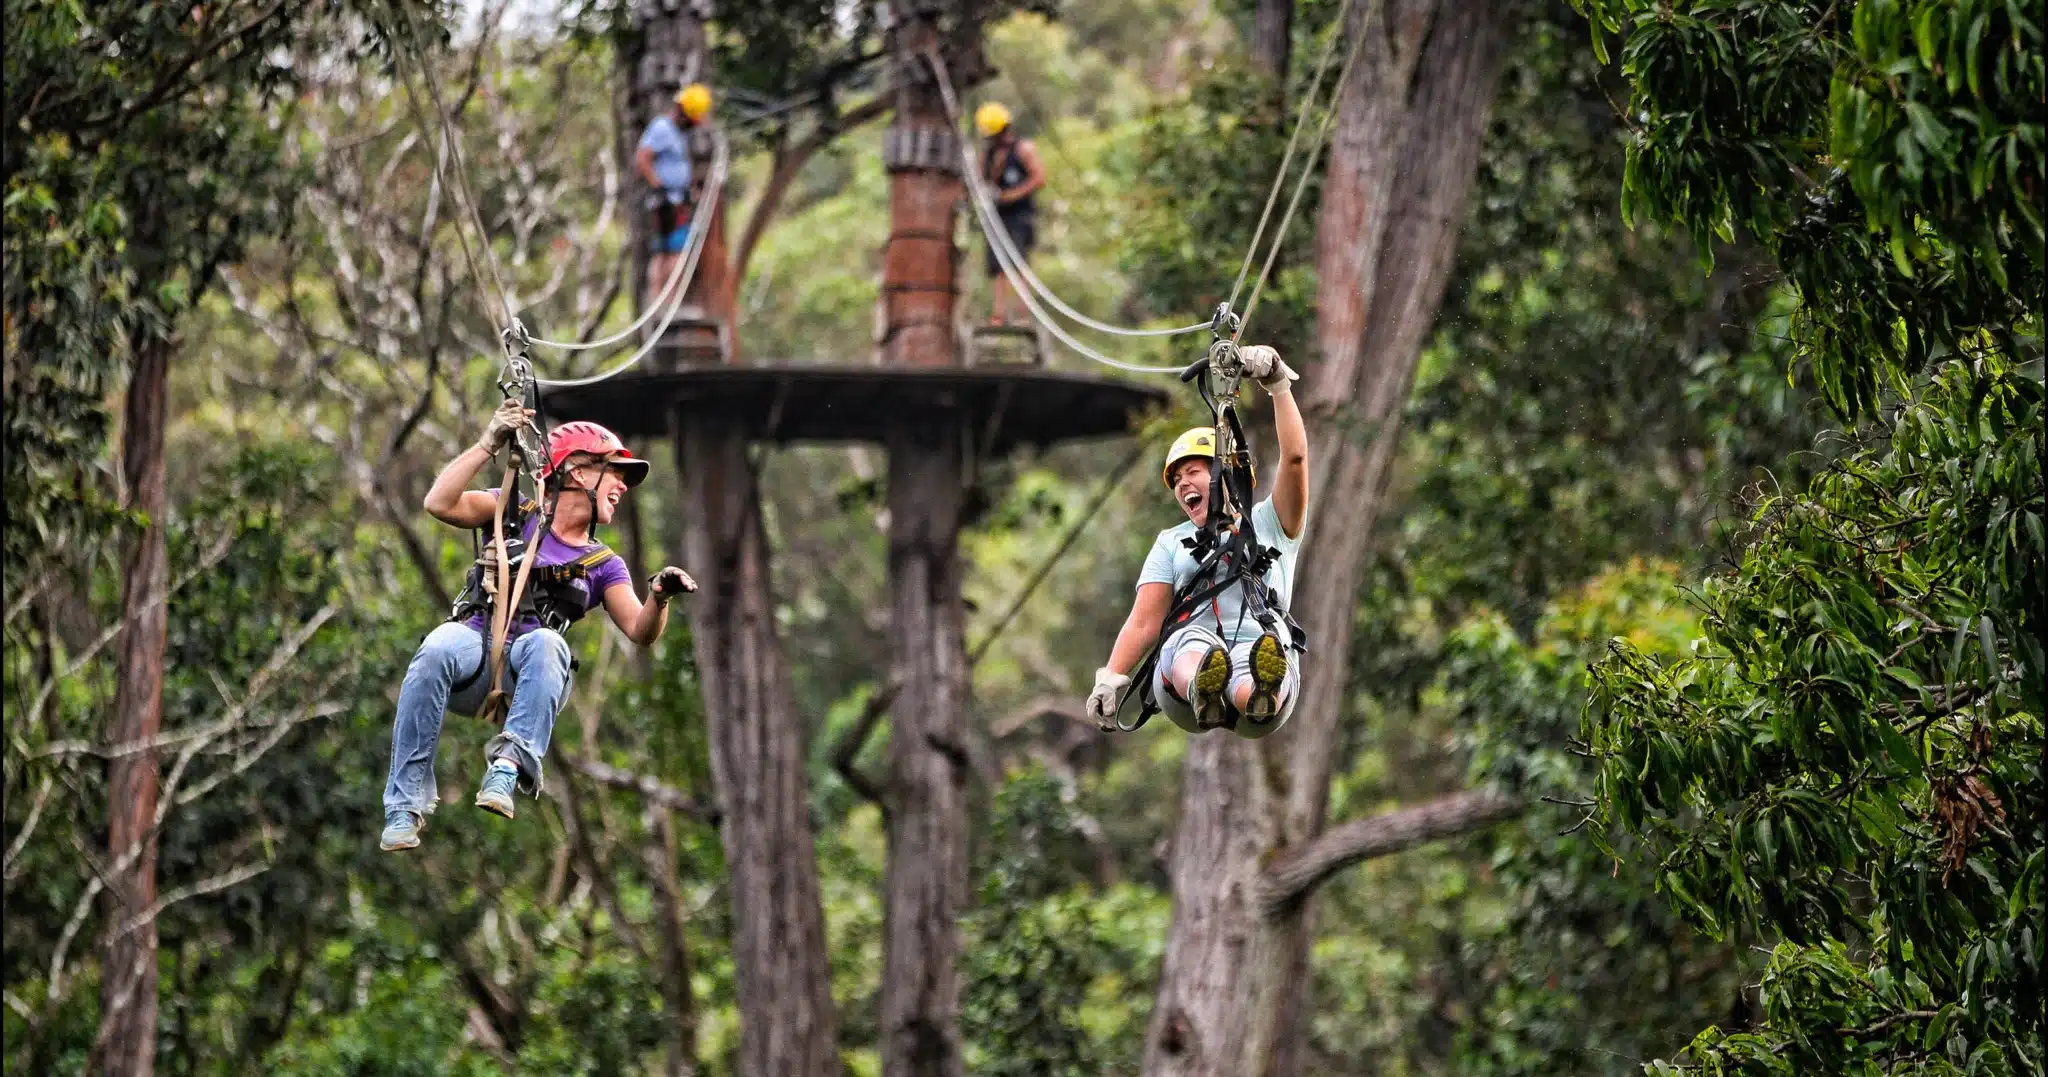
left=544, top=421, right=650, bottom=488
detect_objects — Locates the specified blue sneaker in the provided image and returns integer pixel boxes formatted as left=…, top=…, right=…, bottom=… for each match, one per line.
left=380, top=809, right=423, bottom=851
left=475, top=762, right=519, bottom=819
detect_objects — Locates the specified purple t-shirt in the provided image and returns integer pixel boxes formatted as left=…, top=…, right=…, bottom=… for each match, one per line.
left=464, top=493, right=631, bottom=637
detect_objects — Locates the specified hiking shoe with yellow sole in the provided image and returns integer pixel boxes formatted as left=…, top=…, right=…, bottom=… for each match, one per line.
left=1243, top=633, right=1289, bottom=723
left=1190, top=645, right=1233, bottom=730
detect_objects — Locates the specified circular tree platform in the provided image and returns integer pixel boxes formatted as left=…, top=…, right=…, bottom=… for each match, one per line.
left=540, top=363, right=1172, bottom=452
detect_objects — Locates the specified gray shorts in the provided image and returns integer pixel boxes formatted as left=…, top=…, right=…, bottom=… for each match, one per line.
left=1150, top=623, right=1301, bottom=739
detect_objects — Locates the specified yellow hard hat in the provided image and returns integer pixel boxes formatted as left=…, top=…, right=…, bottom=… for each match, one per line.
left=676, top=83, right=713, bottom=121
left=975, top=101, right=1012, bottom=138
left=1162, top=427, right=1217, bottom=489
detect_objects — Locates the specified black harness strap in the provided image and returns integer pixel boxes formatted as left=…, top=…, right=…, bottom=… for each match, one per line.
left=1108, top=354, right=1307, bottom=732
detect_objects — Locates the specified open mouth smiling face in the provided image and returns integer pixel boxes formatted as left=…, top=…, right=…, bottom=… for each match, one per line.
left=598, top=476, right=625, bottom=521
left=1172, top=460, right=1212, bottom=524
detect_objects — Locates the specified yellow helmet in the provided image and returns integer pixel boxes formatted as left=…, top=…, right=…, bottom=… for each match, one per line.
left=975, top=101, right=1012, bottom=138
left=1162, top=427, right=1217, bottom=489
left=676, top=83, right=713, bottom=122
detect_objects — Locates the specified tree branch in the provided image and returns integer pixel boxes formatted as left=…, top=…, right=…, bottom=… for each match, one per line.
left=989, top=696, right=1089, bottom=739
left=731, top=95, right=892, bottom=285
left=50, top=0, right=296, bottom=133
left=832, top=676, right=900, bottom=809
left=1257, top=788, right=1524, bottom=914
left=560, top=755, right=718, bottom=823
left=3, top=775, right=56, bottom=883
left=109, top=858, right=273, bottom=942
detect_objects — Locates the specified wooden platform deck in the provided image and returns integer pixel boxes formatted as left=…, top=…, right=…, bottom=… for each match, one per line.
left=540, top=362, right=1171, bottom=452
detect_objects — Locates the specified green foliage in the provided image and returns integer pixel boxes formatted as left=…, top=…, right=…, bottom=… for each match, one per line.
left=1553, top=4, right=2044, bottom=1071
left=3, top=0, right=371, bottom=580
left=962, top=771, right=1104, bottom=1077
left=1583, top=358, right=2042, bottom=1073
left=1574, top=0, right=2044, bottom=420
left=1402, top=10, right=1826, bottom=639
left=1120, top=54, right=1320, bottom=360
left=1446, top=563, right=1758, bottom=1076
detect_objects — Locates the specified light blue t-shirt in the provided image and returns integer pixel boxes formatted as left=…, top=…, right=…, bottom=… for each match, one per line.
left=1137, top=497, right=1304, bottom=647
left=637, top=114, right=693, bottom=196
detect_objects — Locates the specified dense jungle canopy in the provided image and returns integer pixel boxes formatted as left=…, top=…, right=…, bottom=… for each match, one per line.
left=3, top=1, right=2040, bottom=1076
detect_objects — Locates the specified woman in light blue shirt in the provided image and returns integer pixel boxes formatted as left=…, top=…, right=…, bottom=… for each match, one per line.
left=1085, top=345, right=1310, bottom=737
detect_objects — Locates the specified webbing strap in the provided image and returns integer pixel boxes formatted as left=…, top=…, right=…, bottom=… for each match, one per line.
left=477, top=482, right=560, bottom=725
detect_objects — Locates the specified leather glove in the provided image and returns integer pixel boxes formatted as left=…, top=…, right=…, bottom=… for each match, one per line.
left=477, top=398, right=533, bottom=454
left=648, top=566, right=698, bottom=601
left=1085, top=667, right=1131, bottom=730
left=1238, top=344, right=1300, bottom=395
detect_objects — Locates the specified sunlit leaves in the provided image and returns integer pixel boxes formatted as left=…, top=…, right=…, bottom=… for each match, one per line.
left=1571, top=0, right=2044, bottom=421
left=1582, top=357, right=2043, bottom=1072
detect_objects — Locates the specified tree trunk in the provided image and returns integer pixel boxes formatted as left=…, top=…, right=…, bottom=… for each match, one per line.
left=1142, top=5, right=1519, bottom=1077
left=1138, top=731, right=1273, bottom=1077
left=879, top=431, right=971, bottom=1077
left=97, top=332, right=173, bottom=1077
left=874, top=14, right=972, bottom=1077
left=880, top=14, right=963, bottom=372
left=1250, top=0, right=1292, bottom=81
left=675, top=415, right=841, bottom=1077
left=629, top=10, right=821, bottom=1075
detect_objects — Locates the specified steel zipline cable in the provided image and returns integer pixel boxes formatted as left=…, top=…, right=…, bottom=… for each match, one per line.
left=532, top=139, right=729, bottom=388
left=926, top=0, right=1379, bottom=376
left=388, top=0, right=1376, bottom=386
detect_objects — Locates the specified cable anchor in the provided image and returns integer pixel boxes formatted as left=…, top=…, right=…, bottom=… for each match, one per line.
left=496, top=319, right=547, bottom=479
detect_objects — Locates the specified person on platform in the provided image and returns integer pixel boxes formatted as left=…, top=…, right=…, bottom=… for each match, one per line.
left=975, top=101, right=1047, bottom=327
left=636, top=82, right=713, bottom=306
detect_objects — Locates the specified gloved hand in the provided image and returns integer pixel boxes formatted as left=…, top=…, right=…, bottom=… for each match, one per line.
left=1085, top=667, right=1131, bottom=730
left=648, top=566, right=698, bottom=601
left=1238, top=344, right=1299, bottom=395
left=477, top=398, right=533, bottom=454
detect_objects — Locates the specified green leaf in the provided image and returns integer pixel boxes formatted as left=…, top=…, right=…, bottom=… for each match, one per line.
left=1878, top=720, right=1921, bottom=771
left=1977, top=614, right=2001, bottom=685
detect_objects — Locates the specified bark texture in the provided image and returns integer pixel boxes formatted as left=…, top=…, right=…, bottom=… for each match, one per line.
left=97, top=333, right=172, bottom=1077
left=1139, top=729, right=1272, bottom=1077
left=879, top=433, right=972, bottom=1077
left=1250, top=0, right=1293, bottom=80
left=880, top=16, right=963, bottom=371
left=876, top=13, right=973, bottom=1077
left=675, top=416, right=842, bottom=1077
left=1142, top=5, right=1520, bottom=1077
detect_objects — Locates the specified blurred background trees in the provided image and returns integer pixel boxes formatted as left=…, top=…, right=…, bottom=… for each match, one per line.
left=4, top=0, right=2037, bottom=1075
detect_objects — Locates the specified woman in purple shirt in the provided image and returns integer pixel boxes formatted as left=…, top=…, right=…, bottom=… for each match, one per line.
left=379, top=401, right=695, bottom=851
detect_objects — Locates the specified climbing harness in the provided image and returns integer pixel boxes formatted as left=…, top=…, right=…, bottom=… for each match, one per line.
left=1100, top=303, right=1307, bottom=733
left=454, top=324, right=557, bottom=725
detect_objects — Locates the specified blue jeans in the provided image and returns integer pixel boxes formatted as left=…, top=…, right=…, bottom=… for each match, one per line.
left=382, top=622, right=572, bottom=816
